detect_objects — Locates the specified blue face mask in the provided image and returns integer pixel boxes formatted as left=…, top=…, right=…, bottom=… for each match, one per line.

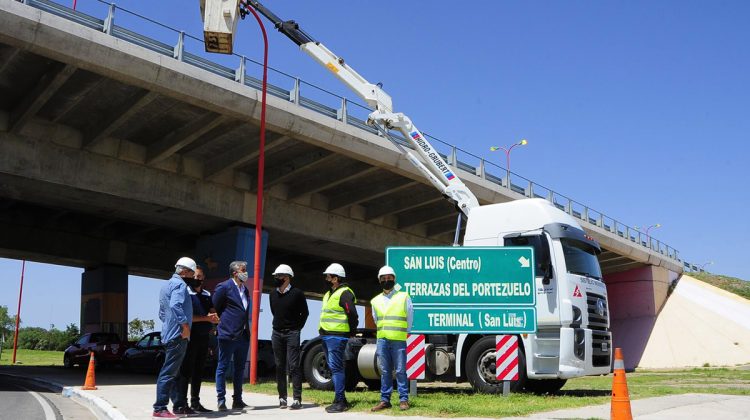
left=237, top=272, right=249, bottom=282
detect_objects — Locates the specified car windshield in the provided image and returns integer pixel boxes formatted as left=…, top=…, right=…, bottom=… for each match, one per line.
left=561, top=238, right=602, bottom=280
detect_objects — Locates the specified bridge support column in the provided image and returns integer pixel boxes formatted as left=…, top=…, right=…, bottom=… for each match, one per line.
left=195, top=226, right=268, bottom=297
left=604, top=265, right=678, bottom=370
left=80, top=264, right=128, bottom=340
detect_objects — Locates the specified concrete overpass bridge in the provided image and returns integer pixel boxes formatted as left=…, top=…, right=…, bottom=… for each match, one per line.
left=0, top=0, right=682, bottom=368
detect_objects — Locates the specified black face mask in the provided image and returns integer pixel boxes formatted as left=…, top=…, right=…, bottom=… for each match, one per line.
left=380, top=280, right=395, bottom=291
left=273, top=277, right=286, bottom=287
left=182, top=276, right=198, bottom=289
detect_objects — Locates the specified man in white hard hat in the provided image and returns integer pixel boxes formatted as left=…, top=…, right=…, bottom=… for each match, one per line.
left=319, top=263, right=358, bottom=413
left=370, top=265, right=413, bottom=412
left=269, top=264, right=309, bottom=410
left=152, top=257, right=196, bottom=419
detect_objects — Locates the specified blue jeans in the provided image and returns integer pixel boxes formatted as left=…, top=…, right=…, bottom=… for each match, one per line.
left=376, top=338, right=408, bottom=402
left=321, top=335, right=348, bottom=402
left=153, top=337, right=188, bottom=411
left=215, top=337, right=250, bottom=404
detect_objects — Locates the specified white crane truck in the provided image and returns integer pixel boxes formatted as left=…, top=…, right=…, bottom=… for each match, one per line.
left=202, top=0, right=612, bottom=393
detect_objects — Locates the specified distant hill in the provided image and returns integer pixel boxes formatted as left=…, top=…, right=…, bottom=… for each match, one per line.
left=689, top=272, right=750, bottom=300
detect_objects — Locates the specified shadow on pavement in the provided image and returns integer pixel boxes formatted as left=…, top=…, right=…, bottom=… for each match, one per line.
left=0, top=365, right=275, bottom=387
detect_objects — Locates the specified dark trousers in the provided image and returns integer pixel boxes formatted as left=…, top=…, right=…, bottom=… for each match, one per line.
left=174, top=333, right=210, bottom=408
left=271, top=329, right=302, bottom=400
left=215, top=336, right=250, bottom=404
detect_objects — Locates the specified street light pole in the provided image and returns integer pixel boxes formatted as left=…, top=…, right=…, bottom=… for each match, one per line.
left=698, top=261, right=714, bottom=272
left=634, top=223, right=661, bottom=248
left=490, top=139, right=527, bottom=188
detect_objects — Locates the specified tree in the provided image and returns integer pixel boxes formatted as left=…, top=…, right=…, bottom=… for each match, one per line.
left=0, top=305, right=17, bottom=344
left=128, top=318, right=156, bottom=341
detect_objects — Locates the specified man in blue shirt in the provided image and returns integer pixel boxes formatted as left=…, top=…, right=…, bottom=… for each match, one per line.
left=152, top=257, right=195, bottom=419
left=212, top=260, right=251, bottom=411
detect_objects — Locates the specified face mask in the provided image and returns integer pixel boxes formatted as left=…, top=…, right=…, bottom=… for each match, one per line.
left=273, top=277, right=286, bottom=287
left=380, top=280, right=395, bottom=291
left=181, top=275, right=193, bottom=284
left=237, top=272, right=249, bottom=282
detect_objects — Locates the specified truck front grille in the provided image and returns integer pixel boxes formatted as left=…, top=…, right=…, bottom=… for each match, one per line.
left=586, top=292, right=611, bottom=367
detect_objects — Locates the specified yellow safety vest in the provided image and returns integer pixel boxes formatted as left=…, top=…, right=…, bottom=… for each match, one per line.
left=371, top=291, right=409, bottom=341
left=319, top=286, right=356, bottom=333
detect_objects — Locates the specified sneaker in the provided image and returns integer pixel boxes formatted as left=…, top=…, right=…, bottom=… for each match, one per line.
left=399, top=400, right=410, bottom=411
left=152, top=410, right=178, bottom=419
left=279, top=398, right=287, bottom=409
left=217, top=402, right=228, bottom=412
left=325, top=401, right=350, bottom=413
left=172, top=406, right=197, bottom=417
left=190, top=404, right=212, bottom=413
left=290, top=399, right=302, bottom=410
left=371, top=401, right=392, bottom=411
left=232, top=400, right=250, bottom=410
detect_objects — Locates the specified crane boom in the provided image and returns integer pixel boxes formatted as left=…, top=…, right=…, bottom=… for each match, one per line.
left=220, top=1, right=480, bottom=216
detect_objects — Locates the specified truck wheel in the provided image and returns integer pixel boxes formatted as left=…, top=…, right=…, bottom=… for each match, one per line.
left=63, top=354, right=73, bottom=368
left=303, top=343, right=334, bottom=391
left=364, top=378, right=381, bottom=391
left=465, top=336, right=526, bottom=394
left=524, top=378, right=567, bottom=394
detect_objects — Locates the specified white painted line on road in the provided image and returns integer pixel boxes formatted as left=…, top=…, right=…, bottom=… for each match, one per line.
left=17, top=384, right=57, bottom=420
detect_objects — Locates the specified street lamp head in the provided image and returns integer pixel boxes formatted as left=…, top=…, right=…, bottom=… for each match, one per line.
left=519, top=139, right=528, bottom=146
left=489, top=146, right=500, bottom=152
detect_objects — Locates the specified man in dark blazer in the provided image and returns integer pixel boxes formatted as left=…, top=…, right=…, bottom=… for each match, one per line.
left=212, top=260, right=251, bottom=411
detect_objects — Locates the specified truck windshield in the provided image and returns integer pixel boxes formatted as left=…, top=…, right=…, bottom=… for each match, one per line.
left=561, top=238, right=602, bottom=280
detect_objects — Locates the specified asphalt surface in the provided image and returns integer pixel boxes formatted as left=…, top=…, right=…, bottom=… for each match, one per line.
left=2, top=366, right=750, bottom=419
left=0, top=374, right=95, bottom=420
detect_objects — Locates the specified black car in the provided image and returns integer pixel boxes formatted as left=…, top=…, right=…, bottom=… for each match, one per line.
left=121, top=332, right=275, bottom=375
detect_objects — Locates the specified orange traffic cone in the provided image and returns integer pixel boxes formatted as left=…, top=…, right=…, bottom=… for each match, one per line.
left=81, top=351, right=98, bottom=390
left=610, top=347, right=632, bottom=420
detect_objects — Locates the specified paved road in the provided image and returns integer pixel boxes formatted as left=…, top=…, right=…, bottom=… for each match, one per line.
left=0, top=374, right=95, bottom=420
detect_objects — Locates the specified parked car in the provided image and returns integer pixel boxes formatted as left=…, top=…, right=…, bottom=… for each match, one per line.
left=63, top=332, right=131, bottom=368
left=121, top=332, right=276, bottom=376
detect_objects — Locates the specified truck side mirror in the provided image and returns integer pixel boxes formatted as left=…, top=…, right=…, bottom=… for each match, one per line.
left=542, top=262, right=554, bottom=285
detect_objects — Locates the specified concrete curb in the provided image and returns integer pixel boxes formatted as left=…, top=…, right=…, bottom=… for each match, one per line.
left=0, top=372, right=127, bottom=420
left=62, top=386, right=129, bottom=420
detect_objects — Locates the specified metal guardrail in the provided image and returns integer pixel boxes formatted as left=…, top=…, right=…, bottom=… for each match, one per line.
left=16, top=0, right=680, bottom=263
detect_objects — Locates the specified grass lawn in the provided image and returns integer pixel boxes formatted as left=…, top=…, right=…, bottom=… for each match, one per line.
left=244, top=368, right=750, bottom=418
left=0, top=348, right=65, bottom=366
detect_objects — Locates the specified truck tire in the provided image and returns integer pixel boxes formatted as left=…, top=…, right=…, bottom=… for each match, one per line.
left=303, top=343, right=334, bottom=391
left=465, top=336, right=526, bottom=394
left=524, top=378, right=567, bottom=394
left=364, top=378, right=381, bottom=391
left=63, top=354, right=73, bottom=368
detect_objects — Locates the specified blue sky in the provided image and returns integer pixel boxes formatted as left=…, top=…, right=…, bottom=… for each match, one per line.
left=1, top=1, right=749, bottom=332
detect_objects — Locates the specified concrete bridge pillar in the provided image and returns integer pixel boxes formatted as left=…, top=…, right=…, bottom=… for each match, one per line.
left=605, top=265, right=679, bottom=370
left=195, top=226, right=268, bottom=298
left=80, top=264, right=128, bottom=340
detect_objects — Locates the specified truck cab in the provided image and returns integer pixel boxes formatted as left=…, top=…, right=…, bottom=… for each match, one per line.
left=460, top=198, right=611, bottom=392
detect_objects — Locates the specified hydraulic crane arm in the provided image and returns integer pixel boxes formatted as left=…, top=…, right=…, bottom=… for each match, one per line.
left=229, top=1, right=480, bottom=216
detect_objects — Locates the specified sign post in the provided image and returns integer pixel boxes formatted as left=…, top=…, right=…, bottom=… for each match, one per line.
left=387, top=247, right=537, bottom=335
left=387, top=246, right=537, bottom=395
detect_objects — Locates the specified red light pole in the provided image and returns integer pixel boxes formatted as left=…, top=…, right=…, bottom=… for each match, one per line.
left=243, top=4, right=269, bottom=385
left=11, top=260, right=26, bottom=364
left=490, top=139, right=528, bottom=188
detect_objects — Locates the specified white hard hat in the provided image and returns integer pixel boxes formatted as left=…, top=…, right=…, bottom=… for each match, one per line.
left=272, top=264, right=294, bottom=277
left=323, top=263, right=346, bottom=278
left=175, top=257, right=197, bottom=272
left=378, top=265, right=396, bottom=278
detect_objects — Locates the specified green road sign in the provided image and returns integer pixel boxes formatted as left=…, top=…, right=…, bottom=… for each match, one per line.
left=387, top=246, right=537, bottom=334
left=387, top=247, right=536, bottom=306
left=411, top=307, right=537, bottom=334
